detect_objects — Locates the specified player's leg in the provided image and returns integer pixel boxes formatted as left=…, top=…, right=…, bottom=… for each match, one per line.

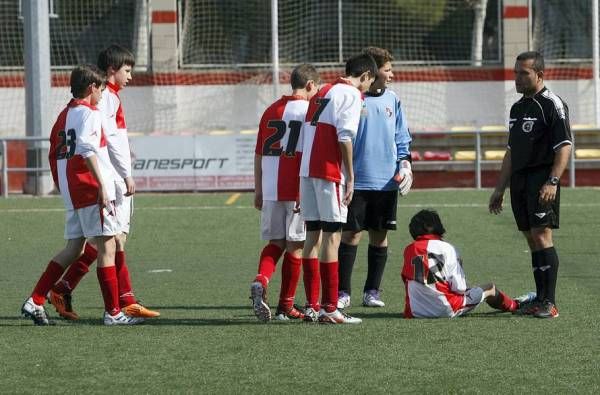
left=362, top=190, right=397, bottom=307
left=300, top=177, right=322, bottom=321
left=363, top=229, right=388, bottom=307
left=314, top=179, right=361, bottom=324
left=338, top=191, right=366, bottom=308
left=49, top=239, right=97, bottom=320
left=274, top=202, right=305, bottom=320
left=110, top=191, right=159, bottom=318
left=479, top=283, right=519, bottom=312
left=22, top=237, right=86, bottom=325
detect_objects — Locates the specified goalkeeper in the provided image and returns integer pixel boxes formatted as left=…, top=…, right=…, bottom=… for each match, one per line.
left=337, top=46, right=413, bottom=310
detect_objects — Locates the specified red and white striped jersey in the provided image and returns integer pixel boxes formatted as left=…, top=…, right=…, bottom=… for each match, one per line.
left=99, top=82, right=132, bottom=179
left=255, top=95, right=308, bottom=201
left=401, top=235, right=469, bottom=318
left=49, top=99, right=116, bottom=210
left=299, top=78, right=362, bottom=183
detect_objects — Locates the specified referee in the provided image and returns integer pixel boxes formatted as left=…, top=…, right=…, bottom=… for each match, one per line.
left=489, top=51, right=572, bottom=318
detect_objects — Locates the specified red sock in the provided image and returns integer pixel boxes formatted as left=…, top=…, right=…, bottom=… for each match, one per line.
left=498, top=291, right=518, bottom=312
left=97, top=266, right=120, bottom=316
left=53, top=243, right=97, bottom=294
left=320, top=261, right=339, bottom=313
left=254, top=244, right=283, bottom=288
left=31, top=261, right=65, bottom=305
left=302, top=257, right=320, bottom=310
left=278, top=252, right=301, bottom=310
left=115, top=251, right=136, bottom=307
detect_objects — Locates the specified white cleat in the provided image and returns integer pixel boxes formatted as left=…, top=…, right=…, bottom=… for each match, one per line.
left=103, top=311, right=144, bottom=326
left=362, top=289, right=385, bottom=307
left=318, top=308, right=362, bottom=324
left=250, top=282, right=271, bottom=322
left=21, top=297, right=54, bottom=326
left=337, top=292, right=351, bottom=309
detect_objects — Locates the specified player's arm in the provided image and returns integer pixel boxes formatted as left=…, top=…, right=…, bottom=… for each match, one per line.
left=253, top=153, right=263, bottom=210
left=106, top=130, right=134, bottom=195
left=540, top=101, right=573, bottom=204
left=489, top=149, right=511, bottom=215
left=446, top=246, right=467, bottom=294
left=394, top=100, right=413, bottom=195
left=339, top=139, right=354, bottom=205
left=539, top=144, right=571, bottom=204
left=76, top=112, right=108, bottom=207
left=84, top=154, right=109, bottom=208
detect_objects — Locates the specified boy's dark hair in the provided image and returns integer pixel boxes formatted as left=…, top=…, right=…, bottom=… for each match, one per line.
left=345, top=52, right=377, bottom=78
left=290, top=63, right=321, bottom=90
left=516, top=51, right=545, bottom=73
left=70, top=64, right=106, bottom=98
left=409, top=209, right=446, bottom=240
left=97, top=44, right=135, bottom=72
left=363, top=46, right=394, bottom=68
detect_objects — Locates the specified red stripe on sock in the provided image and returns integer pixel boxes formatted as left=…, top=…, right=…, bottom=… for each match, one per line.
left=31, top=261, right=65, bottom=305
left=278, top=252, right=301, bottom=310
left=97, top=266, right=120, bottom=315
left=115, top=251, right=136, bottom=307
left=302, top=257, right=320, bottom=309
left=255, top=244, right=283, bottom=288
left=320, top=261, right=339, bottom=313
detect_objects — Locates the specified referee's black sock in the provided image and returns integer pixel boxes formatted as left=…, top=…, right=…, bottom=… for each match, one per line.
left=541, top=246, right=560, bottom=304
left=338, top=242, right=358, bottom=294
left=364, top=245, right=388, bottom=292
left=531, top=250, right=545, bottom=301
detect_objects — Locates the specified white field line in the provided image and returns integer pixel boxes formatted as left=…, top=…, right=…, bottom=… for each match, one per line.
left=1, top=202, right=599, bottom=213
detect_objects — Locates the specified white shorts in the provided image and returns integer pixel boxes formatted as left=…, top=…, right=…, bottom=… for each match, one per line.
left=64, top=203, right=119, bottom=239
left=115, top=180, right=133, bottom=234
left=299, top=177, right=347, bottom=223
left=452, top=287, right=485, bottom=318
left=261, top=200, right=305, bottom=242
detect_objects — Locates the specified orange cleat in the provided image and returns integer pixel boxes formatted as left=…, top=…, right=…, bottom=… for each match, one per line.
left=48, top=290, right=79, bottom=320
left=122, top=303, right=160, bottom=318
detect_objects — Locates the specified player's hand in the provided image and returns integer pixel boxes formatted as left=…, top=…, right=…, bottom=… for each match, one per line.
left=539, top=183, right=557, bottom=205
left=124, top=176, right=135, bottom=196
left=394, top=160, right=413, bottom=196
left=254, top=191, right=263, bottom=210
left=293, top=199, right=301, bottom=213
left=343, top=179, right=354, bottom=206
left=98, top=184, right=109, bottom=208
left=488, top=189, right=504, bottom=214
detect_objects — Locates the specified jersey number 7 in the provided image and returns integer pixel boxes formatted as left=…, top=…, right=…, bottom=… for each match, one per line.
left=262, top=120, right=301, bottom=157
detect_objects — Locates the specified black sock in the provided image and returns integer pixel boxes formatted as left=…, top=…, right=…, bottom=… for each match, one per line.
left=541, top=247, right=559, bottom=304
left=364, top=245, right=388, bottom=292
left=338, top=242, right=358, bottom=294
left=531, top=250, right=545, bottom=301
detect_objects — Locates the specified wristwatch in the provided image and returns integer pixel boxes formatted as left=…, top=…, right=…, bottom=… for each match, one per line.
left=547, top=176, right=559, bottom=186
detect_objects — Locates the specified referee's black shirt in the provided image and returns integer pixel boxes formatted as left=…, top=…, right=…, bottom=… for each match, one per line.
left=508, top=86, right=573, bottom=173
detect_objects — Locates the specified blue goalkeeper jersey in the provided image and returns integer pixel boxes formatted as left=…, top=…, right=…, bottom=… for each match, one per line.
left=353, top=88, right=411, bottom=190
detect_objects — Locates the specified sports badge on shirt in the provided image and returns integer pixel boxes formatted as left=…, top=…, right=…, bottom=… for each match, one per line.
left=521, top=117, right=536, bottom=133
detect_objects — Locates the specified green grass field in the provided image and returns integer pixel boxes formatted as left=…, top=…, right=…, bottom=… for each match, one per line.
left=1, top=189, right=599, bottom=393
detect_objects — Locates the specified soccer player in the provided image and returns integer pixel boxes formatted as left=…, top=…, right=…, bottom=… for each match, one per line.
left=21, top=64, right=142, bottom=325
left=299, top=53, right=377, bottom=324
left=250, top=64, right=321, bottom=322
left=337, top=47, right=412, bottom=310
left=402, top=210, right=535, bottom=319
left=48, top=45, right=159, bottom=320
left=489, top=51, right=572, bottom=318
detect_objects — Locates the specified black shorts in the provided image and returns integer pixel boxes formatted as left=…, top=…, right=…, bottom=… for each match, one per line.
left=343, top=190, right=398, bottom=232
left=510, top=167, right=560, bottom=231
left=305, top=220, right=343, bottom=233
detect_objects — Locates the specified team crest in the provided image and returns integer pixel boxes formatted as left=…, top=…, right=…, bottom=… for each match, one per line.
left=521, top=120, right=534, bottom=133
left=385, top=107, right=393, bottom=118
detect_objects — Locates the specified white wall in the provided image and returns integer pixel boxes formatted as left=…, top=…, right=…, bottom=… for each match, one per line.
left=0, top=79, right=595, bottom=137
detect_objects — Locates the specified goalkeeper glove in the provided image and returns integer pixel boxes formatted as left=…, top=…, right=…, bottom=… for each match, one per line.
left=393, top=159, right=413, bottom=196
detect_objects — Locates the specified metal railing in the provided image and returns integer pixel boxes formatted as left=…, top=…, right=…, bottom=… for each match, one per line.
left=1, top=130, right=598, bottom=197
left=1, top=136, right=50, bottom=198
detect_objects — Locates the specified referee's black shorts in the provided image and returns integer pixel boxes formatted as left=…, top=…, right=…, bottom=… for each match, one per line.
left=343, top=190, right=398, bottom=232
left=510, top=167, right=560, bottom=231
